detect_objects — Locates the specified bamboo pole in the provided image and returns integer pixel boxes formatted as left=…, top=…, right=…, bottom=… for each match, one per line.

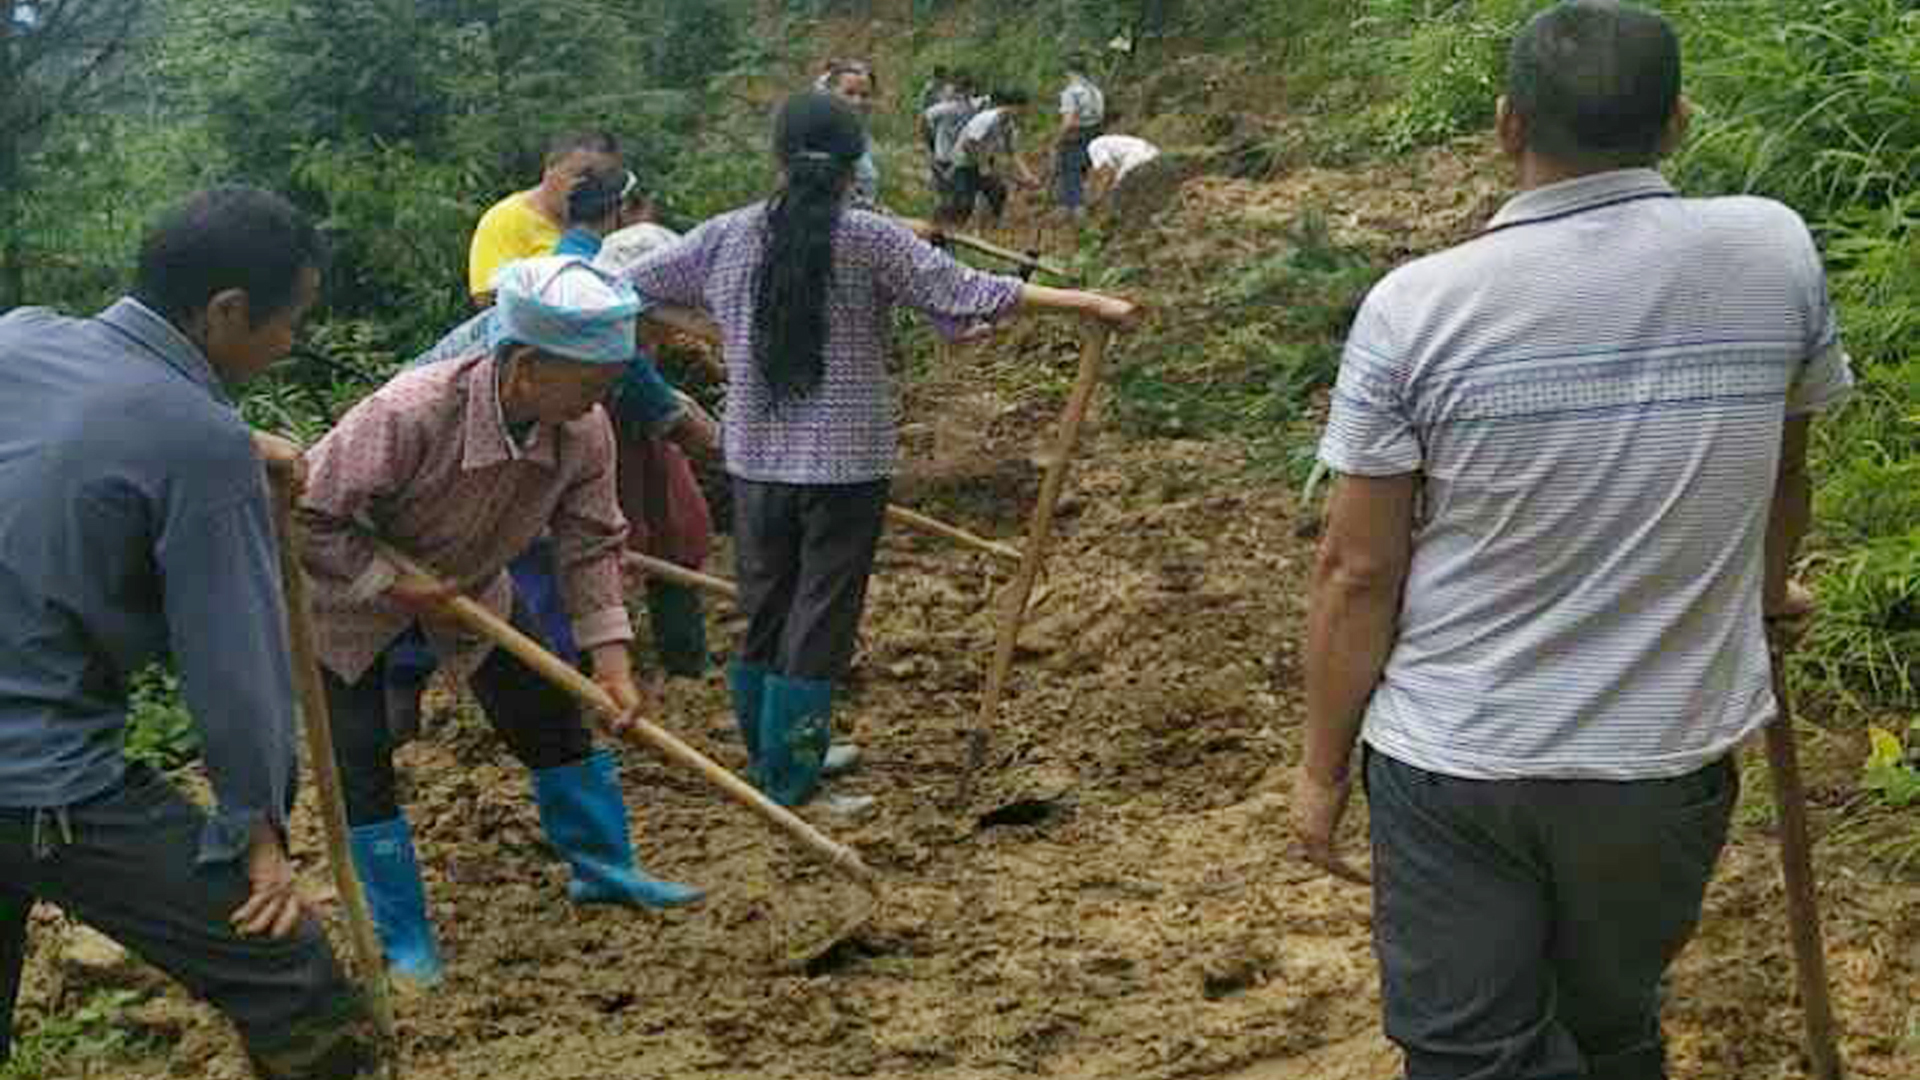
left=368, top=538, right=877, bottom=893
left=1764, top=646, right=1845, bottom=1080
left=899, top=217, right=1074, bottom=281
left=626, top=550, right=739, bottom=600
left=966, top=321, right=1112, bottom=786
left=886, top=505, right=1022, bottom=564
left=267, top=477, right=397, bottom=1066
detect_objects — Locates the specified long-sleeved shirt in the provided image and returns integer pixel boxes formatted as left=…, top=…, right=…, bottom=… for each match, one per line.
left=0, top=298, right=296, bottom=864
left=298, top=353, right=633, bottom=684
left=621, top=204, right=1024, bottom=484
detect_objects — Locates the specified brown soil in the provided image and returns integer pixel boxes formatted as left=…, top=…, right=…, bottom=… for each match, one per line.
left=19, top=128, right=1920, bottom=1080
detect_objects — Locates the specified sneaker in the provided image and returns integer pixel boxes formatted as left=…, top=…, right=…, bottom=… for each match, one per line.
left=818, top=791, right=875, bottom=816
left=822, top=742, right=861, bottom=776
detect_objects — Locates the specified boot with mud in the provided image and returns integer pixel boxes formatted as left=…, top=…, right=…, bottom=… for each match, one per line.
left=531, top=750, right=706, bottom=908
left=730, top=659, right=859, bottom=780
left=760, top=674, right=874, bottom=815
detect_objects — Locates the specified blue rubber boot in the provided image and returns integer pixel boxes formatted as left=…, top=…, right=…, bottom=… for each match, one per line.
left=531, top=750, right=706, bottom=909
left=758, top=675, right=835, bottom=807
left=727, top=660, right=768, bottom=767
left=347, top=818, right=444, bottom=988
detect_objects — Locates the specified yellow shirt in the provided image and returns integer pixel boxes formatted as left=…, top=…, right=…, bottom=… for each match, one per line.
left=467, top=192, right=563, bottom=298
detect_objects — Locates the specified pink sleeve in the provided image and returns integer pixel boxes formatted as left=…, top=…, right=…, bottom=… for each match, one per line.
left=551, top=410, right=635, bottom=651
left=296, top=391, right=424, bottom=601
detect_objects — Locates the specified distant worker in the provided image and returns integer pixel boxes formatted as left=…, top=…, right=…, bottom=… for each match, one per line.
left=1086, top=133, right=1162, bottom=209
left=923, top=72, right=981, bottom=216
left=945, top=89, right=1040, bottom=229
left=1087, top=134, right=1159, bottom=196
left=1053, top=52, right=1107, bottom=221
left=916, top=64, right=957, bottom=153
left=616, top=93, right=1138, bottom=816
left=0, top=187, right=379, bottom=1079
left=467, top=131, right=622, bottom=305
left=1294, top=4, right=1853, bottom=1079
left=300, top=258, right=707, bottom=990
left=820, top=58, right=883, bottom=210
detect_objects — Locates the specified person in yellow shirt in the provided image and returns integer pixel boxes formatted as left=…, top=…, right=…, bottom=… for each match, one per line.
left=467, top=131, right=622, bottom=305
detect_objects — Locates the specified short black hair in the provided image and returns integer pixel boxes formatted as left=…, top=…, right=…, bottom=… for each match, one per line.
left=544, top=130, right=619, bottom=168
left=995, top=88, right=1032, bottom=107
left=567, top=169, right=625, bottom=225
left=1507, top=0, right=1682, bottom=166
left=133, top=186, right=327, bottom=326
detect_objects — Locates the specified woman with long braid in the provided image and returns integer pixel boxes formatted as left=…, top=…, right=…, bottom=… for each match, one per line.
left=620, top=93, right=1135, bottom=814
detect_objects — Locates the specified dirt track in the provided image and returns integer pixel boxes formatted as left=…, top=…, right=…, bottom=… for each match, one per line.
left=17, top=149, right=1920, bottom=1080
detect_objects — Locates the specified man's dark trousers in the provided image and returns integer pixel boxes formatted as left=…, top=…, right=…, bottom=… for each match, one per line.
left=0, top=766, right=367, bottom=1075
left=1366, top=748, right=1738, bottom=1080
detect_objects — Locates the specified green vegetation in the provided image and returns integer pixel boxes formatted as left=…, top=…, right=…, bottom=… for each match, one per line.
left=0, top=990, right=162, bottom=1080
left=123, top=665, right=199, bottom=771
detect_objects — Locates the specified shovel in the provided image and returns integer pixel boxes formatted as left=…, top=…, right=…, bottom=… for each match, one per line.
left=366, top=537, right=879, bottom=964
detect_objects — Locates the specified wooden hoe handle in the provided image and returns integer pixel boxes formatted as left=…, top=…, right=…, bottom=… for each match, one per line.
left=1764, top=650, right=1845, bottom=1080
left=974, top=320, right=1112, bottom=745
left=267, top=480, right=398, bottom=1056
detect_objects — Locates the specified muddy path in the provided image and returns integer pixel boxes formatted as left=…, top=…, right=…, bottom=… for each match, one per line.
left=19, top=152, right=1920, bottom=1080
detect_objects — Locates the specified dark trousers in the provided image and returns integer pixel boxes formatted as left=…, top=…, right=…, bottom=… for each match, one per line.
left=1366, top=748, right=1738, bottom=1080
left=731, top=478, right=889, bottom=681
left=1054, top=126, right=1100, bottom=209
left=943, top=165, right=1008, bottom=227
left=325, top=599, right=596, bottom=827
left=0, top=768, right=368, bottom=1076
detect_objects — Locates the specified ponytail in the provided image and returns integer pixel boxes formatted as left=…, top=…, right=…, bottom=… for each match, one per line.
left=752, top=93, right=867, bottom=406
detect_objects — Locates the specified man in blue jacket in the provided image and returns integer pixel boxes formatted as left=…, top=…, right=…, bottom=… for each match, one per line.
left=0, top=188, right=378, bottom=1078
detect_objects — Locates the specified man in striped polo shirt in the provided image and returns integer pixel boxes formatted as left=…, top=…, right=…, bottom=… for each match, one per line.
left=1293, top=3, right=1852, bottom=1078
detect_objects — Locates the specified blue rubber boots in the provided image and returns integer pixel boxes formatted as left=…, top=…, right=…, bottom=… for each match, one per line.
left=347, top=817, right=444, bottom=988
left=530, top=750, right=705, bottom=909
left=729, top=662, right=870, bottom=812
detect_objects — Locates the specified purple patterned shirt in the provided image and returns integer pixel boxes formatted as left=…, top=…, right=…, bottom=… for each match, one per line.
left=621, top=204, right=1024, bottom=484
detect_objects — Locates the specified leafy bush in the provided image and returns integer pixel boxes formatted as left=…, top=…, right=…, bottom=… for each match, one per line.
left=1672, top=0, right=1920, bottom=221
left=1864, top=721, right=1920, bottom=809
left=1112, top=209, right=1382, bottom=446
left=124, top=666, right=199, bottom=772
left=292, top=143, right=481, bottom=350
left=0, top=990, right=162, bottom=1080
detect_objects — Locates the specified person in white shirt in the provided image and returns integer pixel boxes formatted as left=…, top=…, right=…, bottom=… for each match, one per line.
left=942, top=89, right=1038, bottom=228
left=1085, top=133, right=1160, bottom=208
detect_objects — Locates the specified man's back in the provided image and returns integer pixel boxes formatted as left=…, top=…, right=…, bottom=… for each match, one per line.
left=926, top=99, right=977, bottom=163
left=0, top=304, right=265, bottom=804
left=1320, top=169, right=1851, bottom=780
left=954, top=108, right=1012, bottom=167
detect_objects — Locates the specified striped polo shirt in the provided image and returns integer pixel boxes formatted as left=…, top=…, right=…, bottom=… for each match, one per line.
left=1319, top=169, right=1853, bottom=781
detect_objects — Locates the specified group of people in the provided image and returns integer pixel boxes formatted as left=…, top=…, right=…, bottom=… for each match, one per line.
left=920, top=56, right=1161, bottom=229
left=810, top=51, right=1162, bottom=232
left=0, top=69, right=1134, bottom=1077
left=0, top=4, right=1854, bottom=1080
